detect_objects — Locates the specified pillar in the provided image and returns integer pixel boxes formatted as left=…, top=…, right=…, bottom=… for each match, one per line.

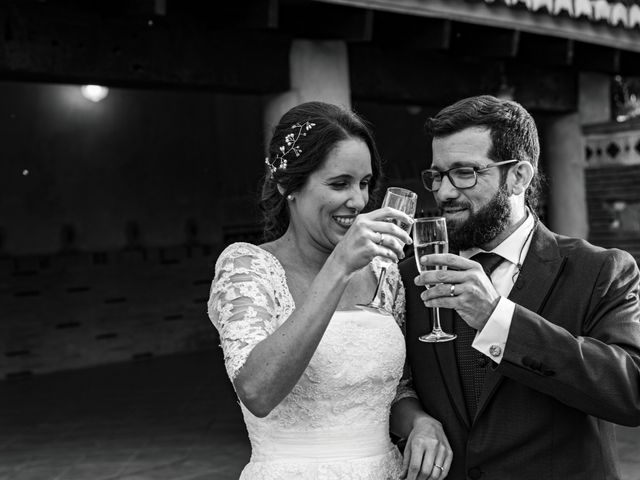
left=263, top=39, right=351, bottom=144
left=578, top=72, right=611, bottom=125
left=540, top=113, right=589, bottom=239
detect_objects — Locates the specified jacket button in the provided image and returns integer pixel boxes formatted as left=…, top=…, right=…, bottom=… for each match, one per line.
left=468, top=467, right=483, bottom=479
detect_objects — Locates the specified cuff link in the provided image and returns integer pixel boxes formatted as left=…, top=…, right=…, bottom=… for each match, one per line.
left=489, top=344, right=502, bottom=357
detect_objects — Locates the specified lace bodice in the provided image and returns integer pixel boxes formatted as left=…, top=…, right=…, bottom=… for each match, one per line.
left=208, top=242, right=414, bottom=479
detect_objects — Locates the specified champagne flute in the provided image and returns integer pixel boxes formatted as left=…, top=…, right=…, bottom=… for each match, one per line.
left=356, top=187, right=417, bottom=316
left=413, top=217, right=457, bottom=342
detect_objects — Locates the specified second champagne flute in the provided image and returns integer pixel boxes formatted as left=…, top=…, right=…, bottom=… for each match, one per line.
left=356, top=187, right=417, bottom=316
left=413, top=217, right=457, bottom=342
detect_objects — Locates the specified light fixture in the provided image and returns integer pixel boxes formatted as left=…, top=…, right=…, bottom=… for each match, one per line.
left=80, top=85, right=109, bottom=102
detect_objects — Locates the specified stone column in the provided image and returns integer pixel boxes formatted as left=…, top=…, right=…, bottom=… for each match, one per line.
left=579, top=72, right=611, bottom=125
left=540, top=113, right=589, bottom=239
left=263, top=39, right=351, bottom=144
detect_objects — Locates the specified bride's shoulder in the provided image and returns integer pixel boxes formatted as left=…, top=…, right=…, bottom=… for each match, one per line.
left=215, top=242, right=277, bottom=271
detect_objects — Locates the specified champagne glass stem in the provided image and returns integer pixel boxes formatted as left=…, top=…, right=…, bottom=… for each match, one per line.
left=370, top=266, right=387, bottom=307
left=431, top=307, right=444, bottom=335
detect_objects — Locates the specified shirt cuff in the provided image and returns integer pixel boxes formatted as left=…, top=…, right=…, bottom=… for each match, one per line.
left=472, top=297, right=515, bottom=364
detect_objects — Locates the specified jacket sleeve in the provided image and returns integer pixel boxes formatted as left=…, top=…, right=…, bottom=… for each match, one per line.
left=498, top=248, right=640, bottom=427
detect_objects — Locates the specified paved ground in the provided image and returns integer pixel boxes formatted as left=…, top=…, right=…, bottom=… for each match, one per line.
left=1, top=349, right=638, bottom=480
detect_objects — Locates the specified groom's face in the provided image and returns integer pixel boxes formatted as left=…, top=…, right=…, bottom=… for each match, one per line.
left=431, top=127, right=511, bottom=252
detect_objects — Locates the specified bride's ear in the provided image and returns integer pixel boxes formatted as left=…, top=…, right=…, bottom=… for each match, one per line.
left=277, top=184, right=286, bottom=197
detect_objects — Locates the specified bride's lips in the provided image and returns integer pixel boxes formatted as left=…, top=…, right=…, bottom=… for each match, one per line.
left=333, top=215, right=356, bottom=228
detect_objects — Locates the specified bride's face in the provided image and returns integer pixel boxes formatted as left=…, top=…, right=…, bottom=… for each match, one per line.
left=289, top=138, right=372, bottom=251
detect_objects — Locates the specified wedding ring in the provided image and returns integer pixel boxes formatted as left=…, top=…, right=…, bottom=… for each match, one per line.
left=376, top=232, right=383, bottom=245
left=434, top=464, right=444, bottom=472
left=449, top=284, right=456, bottom=297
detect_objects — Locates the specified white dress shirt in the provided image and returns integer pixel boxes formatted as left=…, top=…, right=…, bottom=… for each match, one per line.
left=458, top=210, right=536, bottom=363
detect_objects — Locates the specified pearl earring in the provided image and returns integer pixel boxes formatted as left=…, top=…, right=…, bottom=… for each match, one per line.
left=286, top=194, right=294, bottom=201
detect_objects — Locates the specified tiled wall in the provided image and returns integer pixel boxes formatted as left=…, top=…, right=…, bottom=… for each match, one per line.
left=584, top=121, right=640, bottom=262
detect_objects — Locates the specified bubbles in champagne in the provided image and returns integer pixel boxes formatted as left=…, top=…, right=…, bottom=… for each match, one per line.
left=414, top=241, right=448, bottom=273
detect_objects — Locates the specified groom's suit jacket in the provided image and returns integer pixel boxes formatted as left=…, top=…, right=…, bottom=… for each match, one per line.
left=399, top=222, right=640, bottom=480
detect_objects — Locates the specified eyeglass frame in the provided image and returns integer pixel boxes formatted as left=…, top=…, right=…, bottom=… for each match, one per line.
left=421, top=159, right=521, bottom=192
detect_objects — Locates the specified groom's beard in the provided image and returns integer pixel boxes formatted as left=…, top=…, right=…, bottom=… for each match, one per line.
left=442, top=183, right=511, bottom=253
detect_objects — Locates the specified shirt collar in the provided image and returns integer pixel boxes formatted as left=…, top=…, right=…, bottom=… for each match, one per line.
left=459, top=209, right=535, bottom=265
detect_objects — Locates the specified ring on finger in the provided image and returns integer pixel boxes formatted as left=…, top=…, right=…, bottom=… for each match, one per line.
left=449, top=284, right=456, bottom=297
left=376, top=232, right=384, bottom=245
left=434, top=464, right=444, bottom=473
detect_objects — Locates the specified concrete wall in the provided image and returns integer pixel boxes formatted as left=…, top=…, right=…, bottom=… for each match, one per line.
left=0, top=81, right=265, bottom=256
left=1, top=81, right=267, bottom=377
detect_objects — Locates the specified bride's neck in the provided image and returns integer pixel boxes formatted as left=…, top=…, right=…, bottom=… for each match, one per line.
left=275, top=228, right=331, bottom=274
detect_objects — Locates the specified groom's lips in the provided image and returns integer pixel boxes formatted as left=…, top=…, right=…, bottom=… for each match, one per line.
left=442, top=207, right=467, bottom=216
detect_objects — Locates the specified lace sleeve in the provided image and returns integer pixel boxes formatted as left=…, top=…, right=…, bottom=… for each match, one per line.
left=388, top=262, right=418, bottom=404
left=207, top=243, right=281, bottom=381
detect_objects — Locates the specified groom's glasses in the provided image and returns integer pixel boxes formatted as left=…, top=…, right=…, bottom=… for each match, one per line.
left=421, top=159, right=520, bottom=192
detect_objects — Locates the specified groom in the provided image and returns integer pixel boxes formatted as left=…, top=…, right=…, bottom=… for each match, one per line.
left=399, top=95, right=640, bottom=479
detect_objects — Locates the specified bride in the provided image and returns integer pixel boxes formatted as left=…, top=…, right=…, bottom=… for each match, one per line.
left=208, top=101, right=452, bottom=479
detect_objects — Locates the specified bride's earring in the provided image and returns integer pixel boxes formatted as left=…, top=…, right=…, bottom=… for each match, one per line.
left=287, top=194, right=294, bottom=201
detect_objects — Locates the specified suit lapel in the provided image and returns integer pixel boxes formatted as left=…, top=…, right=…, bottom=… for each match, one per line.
left=475, top=223, right=566, bottom=420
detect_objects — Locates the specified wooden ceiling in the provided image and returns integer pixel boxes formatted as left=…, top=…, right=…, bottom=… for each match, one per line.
left=0, top=0, right=637, bottom=110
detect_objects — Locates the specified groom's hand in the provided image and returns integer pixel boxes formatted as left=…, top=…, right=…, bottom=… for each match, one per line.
left=401, top=415, right=452, bottom=480
left=416, top=253, right=501, bottom=331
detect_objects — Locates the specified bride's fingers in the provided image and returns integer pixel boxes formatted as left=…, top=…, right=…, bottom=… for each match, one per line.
left=400, top=445, right=411, bottom=479
left=430, top=449, right=447, bottom=479
left=405, top=447, right=426, bottom=480
left=376, top=234, right=405, bottom=260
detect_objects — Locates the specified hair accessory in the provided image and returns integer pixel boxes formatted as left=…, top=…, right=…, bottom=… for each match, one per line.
left=265, top=121, right=316, bottom=177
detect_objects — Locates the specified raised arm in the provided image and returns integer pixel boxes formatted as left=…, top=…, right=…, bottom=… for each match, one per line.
left=209, top=208, right=413, bottom=417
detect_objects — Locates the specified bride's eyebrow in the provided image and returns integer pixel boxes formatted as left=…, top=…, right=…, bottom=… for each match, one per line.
left=325, top=174, right=353, bottom=181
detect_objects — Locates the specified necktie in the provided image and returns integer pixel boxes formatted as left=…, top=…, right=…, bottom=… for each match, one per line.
left=454, top=252, right=504, bottom=420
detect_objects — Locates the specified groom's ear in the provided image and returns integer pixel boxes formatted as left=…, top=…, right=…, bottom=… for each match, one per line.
left=510, top=161, right=534, bottom=196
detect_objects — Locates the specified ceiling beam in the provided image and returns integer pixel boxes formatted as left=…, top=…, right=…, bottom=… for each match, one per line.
left=278, top=0, right=372, bottom=41
left=371, top=12, right=451, bottom=51
left=0, top=4, right=291, bottom=92
left=506, top=62, right=577, bottom=112
left=518, top=33, right=574, bottom=69
left=349, top=44, right=502, bottom=106
left=169, top=0, right=279, bottom=30
left=450, top=22, right=519, bottom=59
left=573, top=42, right=620, bottom=74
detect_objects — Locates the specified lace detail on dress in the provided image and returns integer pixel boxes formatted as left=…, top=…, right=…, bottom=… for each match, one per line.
left=387, top=260, right=418, bottom=405
left=241, top=448, right=404, bottom=480
left=208, top=243, right=295, bottom=380
left=207, top=243, right=408, bottom=479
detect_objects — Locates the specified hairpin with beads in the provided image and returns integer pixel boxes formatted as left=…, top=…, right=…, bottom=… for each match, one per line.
left=265, top=121, right=316, bottom=177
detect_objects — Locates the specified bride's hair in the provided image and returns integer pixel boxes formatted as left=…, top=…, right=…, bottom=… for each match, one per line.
left=259, top=101, right=383, bottom=242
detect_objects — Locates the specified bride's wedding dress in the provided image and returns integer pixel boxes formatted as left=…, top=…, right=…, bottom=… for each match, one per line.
left=208, top=243, right=412, bottom=479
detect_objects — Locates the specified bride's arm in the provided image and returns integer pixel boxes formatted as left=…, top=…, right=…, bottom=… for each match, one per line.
left=232, top=254, right=351, bottom=417
left=210, top=209, right=412, bottom=418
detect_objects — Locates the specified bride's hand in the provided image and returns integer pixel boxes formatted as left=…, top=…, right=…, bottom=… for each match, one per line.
left=329, top=206, right=413, bottom=274
left=401, top=416, right=452, bottom=480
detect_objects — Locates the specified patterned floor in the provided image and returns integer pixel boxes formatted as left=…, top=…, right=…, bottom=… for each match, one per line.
left=1, top=349, right=638, bottom=480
